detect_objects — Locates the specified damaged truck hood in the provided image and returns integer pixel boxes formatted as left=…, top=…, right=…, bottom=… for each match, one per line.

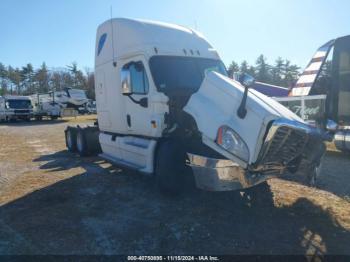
left=183, top=72, right=304, bottom=167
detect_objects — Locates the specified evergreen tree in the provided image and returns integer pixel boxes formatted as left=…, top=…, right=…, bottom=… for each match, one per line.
left=21, top=63, right=35, bottom=94
left=239, top=61, right=249, bottom=75
left=271, top=57, right=284, bottom=86
left=283, top=59, right=300, bottom=88
left=34, top=62, right=50, bottom=93
left=67, top=62, right=86, bottom=89
left=0, top=63, right=8, bottom=95
left=255, top=54, right=270, bottom=83
left=227, top=61, right=239, bottom=77
left=7, top=66, right=22, bottom=94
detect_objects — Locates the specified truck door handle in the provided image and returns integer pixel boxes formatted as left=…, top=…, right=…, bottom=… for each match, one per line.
left=127, top=114, right=131, bottom=127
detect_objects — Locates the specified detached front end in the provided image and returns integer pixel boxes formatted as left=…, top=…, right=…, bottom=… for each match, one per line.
left=184, top=72, right=326, bottom=191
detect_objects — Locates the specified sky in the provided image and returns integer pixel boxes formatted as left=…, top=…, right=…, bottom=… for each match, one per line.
left=1, top=0, right=350, bottom=71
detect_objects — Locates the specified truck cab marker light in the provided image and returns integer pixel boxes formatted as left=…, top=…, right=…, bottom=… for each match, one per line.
left=217, top=126, right=223, bottom=144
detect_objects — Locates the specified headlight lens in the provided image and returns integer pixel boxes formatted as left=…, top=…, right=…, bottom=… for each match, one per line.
left=216, top=126, right=249, bottom=162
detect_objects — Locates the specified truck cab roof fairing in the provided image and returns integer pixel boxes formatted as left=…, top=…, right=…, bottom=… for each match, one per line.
left=95, top=18, right=219, bottom=67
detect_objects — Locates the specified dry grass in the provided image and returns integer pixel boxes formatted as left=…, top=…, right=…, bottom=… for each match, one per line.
left=62, top=114, right=97, bottom=123
left=0, top=116, right=350, bottom=254
left=270, top=179, right=350, bottom=230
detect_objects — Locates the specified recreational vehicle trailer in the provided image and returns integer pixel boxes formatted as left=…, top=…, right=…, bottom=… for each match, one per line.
left=30, top=93, right=61, bottom=120
left=65, top=18, right=328, bottom=194
left=0, top=95, right=33, bottom=121
left=54, top=88, right=89, bottom=110
left=287, top=35, right=350, bottom=152
left=30, top=88, right=89, bottom=119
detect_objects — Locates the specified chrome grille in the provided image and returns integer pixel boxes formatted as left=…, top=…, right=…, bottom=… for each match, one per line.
left=259, top=125, right=308, bottom=166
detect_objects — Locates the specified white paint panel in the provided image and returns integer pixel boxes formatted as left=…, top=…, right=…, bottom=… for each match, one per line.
left=291, top=87, right=311, bottom=96
left=305, top=62, right=323, bottom=72
left=297, top=74, right=317, bottom=84
left=313, top=51, right=327, bottom=59
left=184, top=72, right=303, bottom=164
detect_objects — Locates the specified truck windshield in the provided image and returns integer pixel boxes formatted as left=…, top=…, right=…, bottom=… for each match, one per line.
left=149, top=56, right=227, bottom=92
left=7, top=99, right=32, bottom=109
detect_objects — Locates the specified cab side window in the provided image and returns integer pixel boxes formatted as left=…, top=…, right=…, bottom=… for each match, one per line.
left=124, top=61, right=149, bottom=94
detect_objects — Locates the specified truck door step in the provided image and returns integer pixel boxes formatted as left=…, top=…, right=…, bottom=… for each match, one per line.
left=99, top=153, right=151, bottom=174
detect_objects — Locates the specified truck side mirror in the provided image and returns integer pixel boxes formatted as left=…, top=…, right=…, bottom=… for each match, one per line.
left=238, top=73, right=255, bottom=88
left=237, top=73, right=255, bottom=119
left=121, top=67, right=132, bottom=95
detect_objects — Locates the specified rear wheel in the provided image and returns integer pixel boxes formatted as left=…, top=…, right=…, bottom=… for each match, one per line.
left=65, top=127, right=77, bottom=152
left=155, top=140, right=187, bottom=195
left=76, top=129, right=89, bottom=157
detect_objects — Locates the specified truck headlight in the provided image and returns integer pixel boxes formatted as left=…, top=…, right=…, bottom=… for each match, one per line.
left=216, top=126, right=249, bottom=162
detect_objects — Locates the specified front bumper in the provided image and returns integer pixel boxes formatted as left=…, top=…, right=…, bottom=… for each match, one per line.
left=187, top=153, right=277, bottom=191
left=188, top=118, right=326, bottom=191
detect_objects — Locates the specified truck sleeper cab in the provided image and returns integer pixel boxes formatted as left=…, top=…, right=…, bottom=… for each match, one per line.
left=65, top=18, right=326, bottom=193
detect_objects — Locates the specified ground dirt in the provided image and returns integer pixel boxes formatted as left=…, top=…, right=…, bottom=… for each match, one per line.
left=0, top=116, right=349, bottom=255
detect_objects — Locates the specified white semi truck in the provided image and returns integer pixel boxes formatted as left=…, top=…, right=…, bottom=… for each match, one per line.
left=65, top=18, right=329, bottom=194
left=0, top=95, right=33, bottom=121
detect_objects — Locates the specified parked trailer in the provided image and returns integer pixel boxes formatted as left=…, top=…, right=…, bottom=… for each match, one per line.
left=29, top=88, right=90, bottom=119
left=65, top=18, right=327, bottom=194
left=54, top=88, right=89, bottom=111
left=0, top=95, right=33, bottom=121
left=31, top=93, right=61, bottom=120
left=288, top=35, right=350, bottom=152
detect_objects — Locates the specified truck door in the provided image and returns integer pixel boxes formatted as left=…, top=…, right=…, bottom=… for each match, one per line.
left=121, top=56, right=154, bottom=136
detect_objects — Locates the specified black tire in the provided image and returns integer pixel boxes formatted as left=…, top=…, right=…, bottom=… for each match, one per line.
left=50, top=116, right=58, bottom=120
left=76, top=128, right=89, bottom=157
left=65, top=127, right=77, bottom=152
left=155, top=140, right=187, bottom=195
left=241, top=181, right=274, bottom=207
left=291, top=158, right=324, bottom=187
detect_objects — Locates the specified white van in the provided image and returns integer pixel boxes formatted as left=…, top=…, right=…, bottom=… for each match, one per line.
left=65, top=18, right=328, bottom=194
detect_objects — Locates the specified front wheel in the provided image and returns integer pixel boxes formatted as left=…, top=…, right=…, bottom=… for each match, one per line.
left=308, top=161, right=323, bottom=187
left=155, top=140, right=187, bottom=195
